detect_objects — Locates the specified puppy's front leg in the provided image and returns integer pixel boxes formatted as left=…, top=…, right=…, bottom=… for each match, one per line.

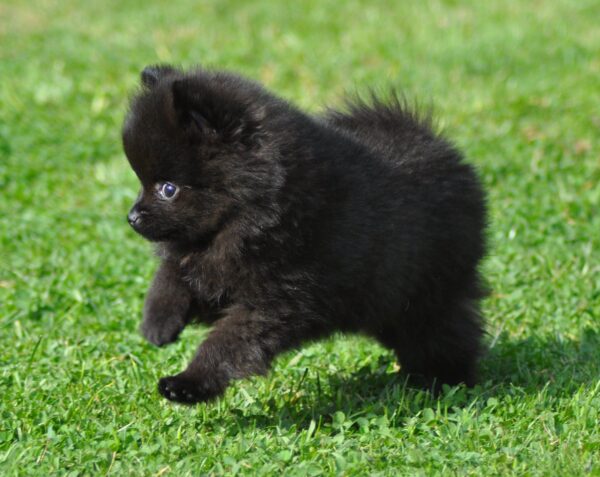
left=140, top=259, right=192, bottom=346
left=157, top=305, right=309, bottom=404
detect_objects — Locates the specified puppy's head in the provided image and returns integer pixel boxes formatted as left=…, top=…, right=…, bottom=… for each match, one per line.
left=122, top=65, right=282, bottom=244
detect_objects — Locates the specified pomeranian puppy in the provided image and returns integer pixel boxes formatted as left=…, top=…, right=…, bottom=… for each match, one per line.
left=122, top=65, right=487, bottom=404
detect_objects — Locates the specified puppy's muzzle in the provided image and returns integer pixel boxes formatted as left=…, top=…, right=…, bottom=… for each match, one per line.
left=127, top=207, right=146, bottom=227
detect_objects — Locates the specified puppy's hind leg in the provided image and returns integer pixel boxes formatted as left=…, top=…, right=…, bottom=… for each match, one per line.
left=394, top=299, right=485, bottom=393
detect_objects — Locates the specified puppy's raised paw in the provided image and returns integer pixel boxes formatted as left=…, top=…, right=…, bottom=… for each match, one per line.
left=158, top=374, right=224, bottom=404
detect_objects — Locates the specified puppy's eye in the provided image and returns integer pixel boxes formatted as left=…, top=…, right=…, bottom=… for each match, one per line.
left=157, top=182, right=178, bottom=200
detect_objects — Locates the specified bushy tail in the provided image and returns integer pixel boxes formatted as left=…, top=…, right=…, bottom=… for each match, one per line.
left=323, top=90, right=447, bottom=161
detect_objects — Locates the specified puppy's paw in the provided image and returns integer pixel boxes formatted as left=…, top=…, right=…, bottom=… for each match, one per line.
left=158, top=373, right=226, bottom=404
left=140, top=315, right=185, bottom=347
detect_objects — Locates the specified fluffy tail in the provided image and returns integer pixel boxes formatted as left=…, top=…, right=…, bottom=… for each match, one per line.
left=323, top=90, right=442, bottom=157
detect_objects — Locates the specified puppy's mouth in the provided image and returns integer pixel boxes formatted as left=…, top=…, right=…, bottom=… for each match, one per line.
left=128, top=217, right=146, bottom=236
left=127, top=215, right=172, bottom=242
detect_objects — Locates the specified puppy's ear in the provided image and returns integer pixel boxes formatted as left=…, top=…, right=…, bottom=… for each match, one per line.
left=141, top=65, right=177, bottom=88
left=171, top=79, right=214, bottom=135
left=171, top=79, right=265, bottom=148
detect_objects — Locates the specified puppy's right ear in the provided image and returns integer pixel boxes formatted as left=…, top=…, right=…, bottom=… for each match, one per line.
left=171, top=79, right=213, bottom=135
left=171, top=78, right=265, bottom=147
left=140, top=65, right=177, bottom=88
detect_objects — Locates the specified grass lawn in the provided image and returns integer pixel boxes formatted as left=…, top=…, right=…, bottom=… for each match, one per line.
left=1, top=0, right=599, bottom=475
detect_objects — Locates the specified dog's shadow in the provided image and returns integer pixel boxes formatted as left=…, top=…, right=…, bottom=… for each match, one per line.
left=224, top=327, right=599, bottom=431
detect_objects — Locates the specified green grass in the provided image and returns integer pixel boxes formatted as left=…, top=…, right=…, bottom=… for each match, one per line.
left=1, top=0, right=599, bottom=475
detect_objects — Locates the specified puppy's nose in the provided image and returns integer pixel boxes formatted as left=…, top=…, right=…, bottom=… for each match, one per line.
left=127, top=208, right=143, bottom=226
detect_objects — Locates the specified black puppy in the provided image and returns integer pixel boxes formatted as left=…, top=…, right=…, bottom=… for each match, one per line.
left=122, top=65, right=487, bottom=404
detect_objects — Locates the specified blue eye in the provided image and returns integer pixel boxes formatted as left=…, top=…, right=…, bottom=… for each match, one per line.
left=158, top=182, right=178, bottom=199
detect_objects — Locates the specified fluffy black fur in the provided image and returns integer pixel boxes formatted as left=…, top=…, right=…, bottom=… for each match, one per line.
left=122, top=65, right=487, bottom=404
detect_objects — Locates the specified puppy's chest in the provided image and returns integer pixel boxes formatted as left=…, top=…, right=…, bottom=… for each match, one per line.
left=177, top=251, right=247, bottom=303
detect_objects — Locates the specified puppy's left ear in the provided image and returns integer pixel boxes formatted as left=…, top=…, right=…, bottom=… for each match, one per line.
left=140, top=65, right=177, bottom=88
left=171, top=79, right=265, bottom=148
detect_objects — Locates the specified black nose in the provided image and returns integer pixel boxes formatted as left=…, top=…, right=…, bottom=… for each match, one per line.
left=127, top=208, right=144, bottom=226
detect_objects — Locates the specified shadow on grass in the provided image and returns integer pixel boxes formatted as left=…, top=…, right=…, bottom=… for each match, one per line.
left=226, top=327, right=599, bottom=431
left=481, top=327, right=599, bottom=391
